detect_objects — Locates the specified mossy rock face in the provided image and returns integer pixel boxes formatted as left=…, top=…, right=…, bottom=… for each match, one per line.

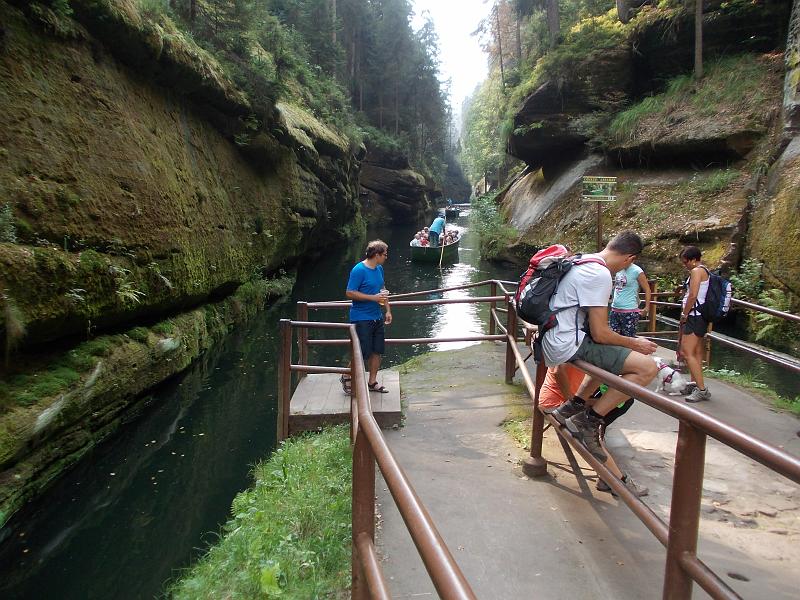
left=0, top=276, right=293, bottom=527
left=748, top=140, right=800, bottom=292
left=0, top=3, right=361, bottom=345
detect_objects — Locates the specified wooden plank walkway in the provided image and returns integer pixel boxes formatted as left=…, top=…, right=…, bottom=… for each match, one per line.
left=289, top=370, right=401, bottom=434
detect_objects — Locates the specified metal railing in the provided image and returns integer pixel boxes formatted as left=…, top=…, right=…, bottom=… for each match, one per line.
left=277, top=279, right=800, bottom=599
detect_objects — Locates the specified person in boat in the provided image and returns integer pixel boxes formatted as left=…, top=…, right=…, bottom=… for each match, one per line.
left=410, top=233, right=422, bottom=247
left=429, top=212, right=445, bottom=247
left=341, top=240, right=392, bottom=394
left=420, top=233, right=429, bottom=247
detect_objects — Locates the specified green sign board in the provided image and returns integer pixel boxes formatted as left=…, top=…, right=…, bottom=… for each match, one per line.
left=581, top=176, right=617, bottom=202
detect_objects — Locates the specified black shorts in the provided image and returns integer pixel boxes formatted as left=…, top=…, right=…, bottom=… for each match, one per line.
left=682, top=315, right=709, bottom=338
left=354, top=319, right=385, bottom=358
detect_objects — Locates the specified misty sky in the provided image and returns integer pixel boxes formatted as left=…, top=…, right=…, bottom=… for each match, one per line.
left=411, top=0, right=489, bottom=116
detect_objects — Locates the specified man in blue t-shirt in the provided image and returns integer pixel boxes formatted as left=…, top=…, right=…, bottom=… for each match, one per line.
left=343, top=240, right=392, bottom=394
left=429, top=213, right=445, bottom=247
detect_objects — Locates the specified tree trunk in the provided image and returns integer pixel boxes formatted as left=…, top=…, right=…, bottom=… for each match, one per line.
left=394, top=79, right=399, bottom=135
left=515, top=4, right=522, bottom=61
left=694, top=0, right=703, bottom=79
left=546, top=0, right=559, bottom=47
left=495, top=6, right=506, bottom=88
left=616, top=0, right=631, bottom=24
left=330, top=0, right=337, bottom=45
left=783, top=0, right=800, bottom=133
left=190, top=0, right=196, bottom=22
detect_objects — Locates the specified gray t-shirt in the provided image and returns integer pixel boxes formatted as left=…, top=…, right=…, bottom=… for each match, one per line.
left=541, top=254, right=611, bottom=367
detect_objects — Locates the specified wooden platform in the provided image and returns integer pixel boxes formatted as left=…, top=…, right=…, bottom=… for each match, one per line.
left=289, top=370, right=401, bottom=434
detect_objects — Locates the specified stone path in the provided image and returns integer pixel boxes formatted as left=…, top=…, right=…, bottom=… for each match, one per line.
left=375, top=343, right=799, bottom=599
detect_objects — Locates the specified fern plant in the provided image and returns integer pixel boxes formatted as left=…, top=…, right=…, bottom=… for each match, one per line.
left=753, top=288, right=799, bottom=350
left=729, top=258, right=763, bottom=302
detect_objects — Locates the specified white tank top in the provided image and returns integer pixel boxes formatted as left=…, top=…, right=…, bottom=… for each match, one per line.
left=683, top=268, right=709, bottom=316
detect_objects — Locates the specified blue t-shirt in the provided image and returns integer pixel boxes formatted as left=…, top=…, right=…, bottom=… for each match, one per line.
left=430, top=217, right=445, bottom=234
left=611, top=264, right=644, bottom=310
left=347, top=262, right=384, bottom=321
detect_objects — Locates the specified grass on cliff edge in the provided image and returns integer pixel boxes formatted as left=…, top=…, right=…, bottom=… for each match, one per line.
left=608, top=53, right=774, bottom=144
left=168, top=425, right=352, bottom=600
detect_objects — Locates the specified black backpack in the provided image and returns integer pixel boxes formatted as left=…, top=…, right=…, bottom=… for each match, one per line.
left=695, top=266, right=733, bottom=323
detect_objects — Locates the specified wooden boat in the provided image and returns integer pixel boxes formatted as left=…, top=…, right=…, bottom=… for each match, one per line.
left=410, top=239, right=460, bottom=264
left=444, top=207, right=460, bottom=219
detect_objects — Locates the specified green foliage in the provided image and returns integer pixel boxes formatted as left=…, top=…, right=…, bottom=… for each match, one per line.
left=470, top=192, right=519, bottom=260
left=729, top=258, right=763, bottom=302
left=152, top=320, right=175, bottom=335
left=126, top=327, right=150, bottom=344
left=753, top=288, right=800, bottom=349
left=461, top=71, right=507, bottom=184
left=0, top=204, right=16, bottom=244
left=694, top=169, right=740, bottom=195
left=137, top=0, right=170, bottom=19
left=169, top=426, right=352, bottom=599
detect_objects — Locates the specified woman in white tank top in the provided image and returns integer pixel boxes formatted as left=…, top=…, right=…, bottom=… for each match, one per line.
left=679, top=246, right=711, bottom=402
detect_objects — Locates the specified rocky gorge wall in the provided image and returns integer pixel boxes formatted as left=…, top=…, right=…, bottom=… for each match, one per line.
left=0, top=1, right=362, bottom=525
left=497, top=1, right=799, bottom=284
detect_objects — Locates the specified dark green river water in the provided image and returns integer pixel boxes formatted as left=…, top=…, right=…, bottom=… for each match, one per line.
left=0, top=214, right=796, bottom=599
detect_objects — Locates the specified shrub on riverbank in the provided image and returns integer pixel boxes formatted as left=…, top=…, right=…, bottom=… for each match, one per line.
left=169, top=425, right=352, bottom=599
left=470, top=192, right=519, bottom=261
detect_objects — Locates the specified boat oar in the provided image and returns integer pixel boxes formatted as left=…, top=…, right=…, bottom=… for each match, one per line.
left=438, top=213, right=446, bottom=269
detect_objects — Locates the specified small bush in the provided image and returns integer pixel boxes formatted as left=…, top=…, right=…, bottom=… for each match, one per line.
left=470, top=192, right=519, bottom=260
left=729, top=258, right=763, bottom=302
left=126, top=327, right=150, bottom=344
left=152, top=320, right=175, bottom=335
left=0, top=204, right=16, bottom=243
left=695, top=169, right=739, bottom=195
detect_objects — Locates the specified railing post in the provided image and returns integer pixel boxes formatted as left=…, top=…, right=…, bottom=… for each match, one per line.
left=351, top=428, right=376, bottom=600
left=277, top=319, right=292, bottom=441
left=663, top=422, right=707, bottom=600
left=523, top=361, right=549, bottom=477
left=704, top=323, right=713, bottom=366
left=648, top=280, right=658, bottom=333
left=505, top=296, right=517, bottom=384
left=489, top=281, right=497, bottom=335
left=297, top=302, right=309, bottom=381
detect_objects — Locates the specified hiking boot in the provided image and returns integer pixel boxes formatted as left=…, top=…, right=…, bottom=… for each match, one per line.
left=685, top=387, right=711, bottom=403
left=565, top=410, right=607, bottom=463
left=597, top=473, right=649, bottom=497
left=680, top=383, right=697, bottom=396
left=545, top=398, right=585, bottom=426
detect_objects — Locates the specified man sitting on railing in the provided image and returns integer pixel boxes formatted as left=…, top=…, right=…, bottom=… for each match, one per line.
left=543, top=231, right=658, bottom=462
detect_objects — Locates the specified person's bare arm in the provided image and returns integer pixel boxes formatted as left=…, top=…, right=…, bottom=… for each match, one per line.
left=587, top=306, right=658, bottom=354
left=680, top=268, right=703, bottom=322
left=346, top=289, right=381, bottom=302
left=638, top=272, right=652, bottom=316
left=384, top=295, right=392, bottom=325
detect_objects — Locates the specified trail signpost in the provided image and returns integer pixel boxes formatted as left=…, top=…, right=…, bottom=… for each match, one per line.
left=581, top=176, right=617, bottom=251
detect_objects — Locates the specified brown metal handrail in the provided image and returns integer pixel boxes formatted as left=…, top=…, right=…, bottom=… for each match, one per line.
left=280, top=278, right=798, bottom=599
left=279, top=319, right=477, bottom=600
left=505, top=286, right=800, bottom=599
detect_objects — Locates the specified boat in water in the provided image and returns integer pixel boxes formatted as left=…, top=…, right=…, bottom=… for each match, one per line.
left=444, top=207, right=460, bottom=219
left=410, top=239, right=460, bottom=264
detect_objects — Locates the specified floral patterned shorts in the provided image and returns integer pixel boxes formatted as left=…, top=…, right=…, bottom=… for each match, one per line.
left=609, top=310, right=640, bottom=338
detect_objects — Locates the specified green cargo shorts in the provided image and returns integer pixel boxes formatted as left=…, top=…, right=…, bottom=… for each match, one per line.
left=571, top=336, right=631, bottom=375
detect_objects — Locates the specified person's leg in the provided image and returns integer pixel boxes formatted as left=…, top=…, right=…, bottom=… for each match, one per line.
left=682, top=333, right=705, bottom=389
left=590, top=351, right=657, bottom=415
left=367, top=319, right=386, bottom=388
left=367, top=353, right=381, bottom=385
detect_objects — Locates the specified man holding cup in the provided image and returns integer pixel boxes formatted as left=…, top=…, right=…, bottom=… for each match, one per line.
left=343, top=240, right=392, bottom=394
